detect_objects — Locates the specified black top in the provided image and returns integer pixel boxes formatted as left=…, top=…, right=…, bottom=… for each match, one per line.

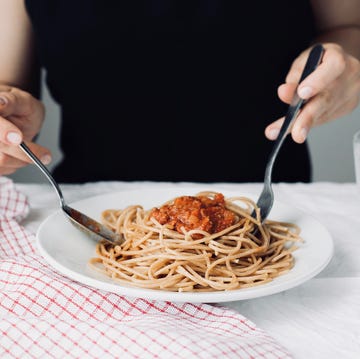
left=25, top=1, right=316, bottom=183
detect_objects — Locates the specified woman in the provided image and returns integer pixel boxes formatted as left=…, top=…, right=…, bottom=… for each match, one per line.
left=0, top=0, right=359, bottom=183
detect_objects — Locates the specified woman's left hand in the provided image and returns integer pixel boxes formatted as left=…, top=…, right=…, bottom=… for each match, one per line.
left=265, top=43, right=360, bottom=143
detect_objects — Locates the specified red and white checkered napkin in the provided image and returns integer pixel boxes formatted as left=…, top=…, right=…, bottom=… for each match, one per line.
left=0, top=177, right=292, bottom=359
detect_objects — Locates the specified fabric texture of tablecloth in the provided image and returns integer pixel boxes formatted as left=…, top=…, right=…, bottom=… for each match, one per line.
left=0, top=177, right=292, bottom=359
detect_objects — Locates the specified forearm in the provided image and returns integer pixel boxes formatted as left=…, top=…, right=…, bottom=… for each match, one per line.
left=0, top=0, right=40, bottom=95
left=314, top=26, right=360, bottom=60
left=310, top=0, right=360, bottom=59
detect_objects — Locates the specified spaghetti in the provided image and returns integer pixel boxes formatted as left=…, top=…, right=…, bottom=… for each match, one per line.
left=89, top=191, right=302, bottom=292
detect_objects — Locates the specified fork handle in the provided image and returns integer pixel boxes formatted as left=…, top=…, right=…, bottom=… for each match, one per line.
left=264, top=43, right=325, bottom=180
left=298, top=44, right=325, bottom=83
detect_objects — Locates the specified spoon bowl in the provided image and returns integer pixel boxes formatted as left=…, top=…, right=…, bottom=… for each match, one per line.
left=19, top=142, right=123, bottom=245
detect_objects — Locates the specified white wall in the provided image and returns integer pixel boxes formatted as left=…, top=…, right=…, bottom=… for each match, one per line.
left=9, top=81, right=360, bottom=184
left=307, top=105, right=360, bottom=182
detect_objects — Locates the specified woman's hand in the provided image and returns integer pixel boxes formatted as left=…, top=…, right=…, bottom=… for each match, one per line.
left=265, top=43, right=360, bottom=143
left=0, top=85, right=51, bottom=175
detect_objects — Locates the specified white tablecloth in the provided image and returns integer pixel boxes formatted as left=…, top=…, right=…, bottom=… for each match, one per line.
left=9, top=181, right=360, bottom=358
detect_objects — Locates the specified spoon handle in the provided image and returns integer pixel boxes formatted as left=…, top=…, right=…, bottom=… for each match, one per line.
left=19, top=142, right=66, bottom=208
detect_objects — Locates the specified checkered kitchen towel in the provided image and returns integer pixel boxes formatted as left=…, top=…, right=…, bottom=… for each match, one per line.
left=0, top=177, right=292, bottom=359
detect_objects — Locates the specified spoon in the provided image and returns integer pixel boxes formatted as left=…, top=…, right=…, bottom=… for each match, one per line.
left=19, top=142, right=123, bottom=244
left=253, top=43, right=325, bottom=222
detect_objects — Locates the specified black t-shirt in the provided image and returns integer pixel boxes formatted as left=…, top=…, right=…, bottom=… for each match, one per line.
left=25, top=1, right=316, bottom=183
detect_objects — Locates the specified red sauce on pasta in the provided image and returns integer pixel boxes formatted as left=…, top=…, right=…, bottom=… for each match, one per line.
left=150, top=193, right=236, bottom=237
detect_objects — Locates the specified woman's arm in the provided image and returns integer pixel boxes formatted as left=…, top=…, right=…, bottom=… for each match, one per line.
left=0, top=0, right=50, bottom=175
left=0, top=0, right=40, bottom=93
left=311, top=0, right=360, bottom=59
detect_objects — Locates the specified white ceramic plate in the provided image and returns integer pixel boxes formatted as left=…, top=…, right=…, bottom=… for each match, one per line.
left=36, top=187, right=334, bottom=303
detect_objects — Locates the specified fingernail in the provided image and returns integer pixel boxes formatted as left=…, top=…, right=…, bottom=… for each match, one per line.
left=0, top=97, right=7, bottom=106
left=300, top=127, right=309, bottom=142
left=298, top=86, right=313, bottom=99
left=268, top=128, right=280, bottom=140
left=41, top=154, right=52, bottom=165
left=6, top=132, right=22, bottom=145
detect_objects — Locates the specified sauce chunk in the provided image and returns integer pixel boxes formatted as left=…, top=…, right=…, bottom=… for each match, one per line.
left=150, top=193, right=236, bottom=237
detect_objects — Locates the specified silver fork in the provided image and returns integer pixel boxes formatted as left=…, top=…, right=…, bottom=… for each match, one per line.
left=253, top=44, right=324, bottom=222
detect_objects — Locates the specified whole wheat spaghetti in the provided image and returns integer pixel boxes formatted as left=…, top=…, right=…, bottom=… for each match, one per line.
left=89, top=191, right=302, bottom=292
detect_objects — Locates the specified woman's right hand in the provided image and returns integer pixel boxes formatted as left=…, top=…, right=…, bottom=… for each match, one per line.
left=0, top=85, right=51, bottom=175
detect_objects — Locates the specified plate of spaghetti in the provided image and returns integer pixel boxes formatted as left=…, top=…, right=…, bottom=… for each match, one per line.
left=36, top=187, right=333, bottom=303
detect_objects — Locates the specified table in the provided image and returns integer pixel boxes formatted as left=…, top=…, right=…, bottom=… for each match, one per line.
left=1, top=180, right=360, bottom=358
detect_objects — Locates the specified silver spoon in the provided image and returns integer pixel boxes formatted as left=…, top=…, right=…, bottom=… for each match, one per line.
left=253, top=44, right=325, bottom=222
left=20, top=142, right=123, bottom=244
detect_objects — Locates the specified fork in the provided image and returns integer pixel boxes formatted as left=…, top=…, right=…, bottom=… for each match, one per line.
left=253, top=44, right=324, bottom=222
